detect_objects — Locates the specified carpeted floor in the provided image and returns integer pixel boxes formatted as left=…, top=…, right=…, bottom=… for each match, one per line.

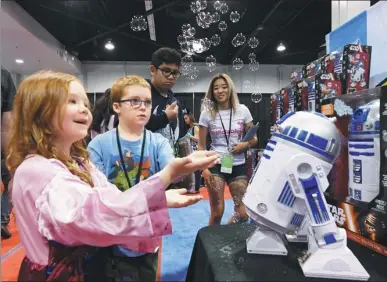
left=1, top=187, right=234, bottom=281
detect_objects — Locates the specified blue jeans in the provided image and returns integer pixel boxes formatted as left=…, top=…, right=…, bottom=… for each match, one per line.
left=1, top=188, right=11, bottom=226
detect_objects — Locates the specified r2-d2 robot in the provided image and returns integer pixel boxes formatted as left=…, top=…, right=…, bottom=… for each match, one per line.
left=243, top=111, right=369, bottom=280
left=348, top=99, right=380, bottom=203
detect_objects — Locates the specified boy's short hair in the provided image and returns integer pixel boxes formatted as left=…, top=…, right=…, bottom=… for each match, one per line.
left=111, top=75, right=151, bottom=102
left=151, top=47, right=182, bottom=69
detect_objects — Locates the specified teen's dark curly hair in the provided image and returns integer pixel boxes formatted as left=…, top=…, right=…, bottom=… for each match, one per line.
left=91, top=88, right=115, bottom=133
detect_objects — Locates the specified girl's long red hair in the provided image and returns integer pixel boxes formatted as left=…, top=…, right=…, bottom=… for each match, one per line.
left=6, top=70, right=94, bottom=186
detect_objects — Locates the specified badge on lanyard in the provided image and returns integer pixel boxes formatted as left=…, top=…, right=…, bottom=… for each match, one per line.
left=221, top=154, right=233, bottom=174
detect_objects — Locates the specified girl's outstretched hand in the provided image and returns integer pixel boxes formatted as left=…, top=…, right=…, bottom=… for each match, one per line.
left=159, top=151, right=219, bottom=186
left=166, top=188, right=203, bottom=208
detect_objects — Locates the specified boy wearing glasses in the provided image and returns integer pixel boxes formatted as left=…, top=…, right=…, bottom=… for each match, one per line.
left=87, top=75, right=175, bottom=281
left=146, top=47, right=186, bottom=152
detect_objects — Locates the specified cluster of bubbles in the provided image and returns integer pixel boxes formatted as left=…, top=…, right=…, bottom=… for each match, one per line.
left=334, top=99, right=353, bottom=116
left=130, top=15, right=147, bottom=32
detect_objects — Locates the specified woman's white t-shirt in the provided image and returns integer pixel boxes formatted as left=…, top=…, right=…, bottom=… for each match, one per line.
left=199, top=104, right=253, bottom=166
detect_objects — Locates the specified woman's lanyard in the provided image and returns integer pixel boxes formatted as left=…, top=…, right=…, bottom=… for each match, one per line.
left=116, top=128, right=146, bottom=189
left=218, top=108, right=233, bottom=150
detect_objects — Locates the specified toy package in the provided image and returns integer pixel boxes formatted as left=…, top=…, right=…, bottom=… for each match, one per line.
left=295, top=78, right=318, bottom=112
left=290, top=70, right=303, bottom=84
left=321, top=51, right=343, bottom=74
left=315, top=73, right=343, bottom=117
left=324, top=86, right=387, bottom=256
left=279, top=85, right=296, bottom=114
left=302, top=58, right=322, bottom=78
left=270, top=93, right=281, bottom=125
left=342, top=44, right=372, bottom=93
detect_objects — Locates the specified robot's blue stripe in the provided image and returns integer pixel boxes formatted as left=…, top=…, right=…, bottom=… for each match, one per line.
left=265, top=145, right=274, bottom=151
left=290, top=213, right=305, bottom=226
left=349, top=151, right=374, bottom=157
left=283, top=126, right=291, bottom=135
left=273, top=133, right=334, bottom=161
left=348, top=138, right=373, bottom=142
left=348, top=144, right=374, bottom=149
left=268, top=140, right=277, bottom=145
left=324, top=233, right=337, bottom=245
left=306, top=133, right=328, bottom=151
left=277, top=182, right=295, bottom=207
left=297, top=130, right=308, bottom=142
left=299, top=175, right=330, bottom=224
left=289, top=127, right=298, bottom=138
left=263, top=154, right=271, bottom=159
left=349, top=130, right=379, bottom=135
left=277, top=111, right=295, bottom=125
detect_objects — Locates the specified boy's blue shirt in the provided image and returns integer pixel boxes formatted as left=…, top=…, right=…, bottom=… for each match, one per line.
left=87, top=128, right=174, bottom=257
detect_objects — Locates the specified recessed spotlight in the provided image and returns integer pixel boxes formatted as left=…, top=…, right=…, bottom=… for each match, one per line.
left=277, top=42, right=286, bottom=52
left=105, top=40, right=115, bottom=50
left=15, top=59, right=24, bottom=64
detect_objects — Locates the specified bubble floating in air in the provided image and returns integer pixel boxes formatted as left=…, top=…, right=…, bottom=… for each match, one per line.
left=130, top=15, right=147, bottom=31
left=251, top=89, right=262, bottom=103
left=231, top=33, right=246, bottom=47
left=249, top=60, right=260, bottom=72
left=230, top=11, right=240, bottom=23
left=212, top=12, right=220, bottom=23
left=218, top=21, right=227, bottom=31
left=248, top=37, right=259, bottom=48
left=205, top=55, right=216, bottom=67
left=214, top=0, right=222, bottom=11
left=248, top=53, right=256, bottom=61
left=220, top=2, right=229, bottom=14
left=211, top=34, right=221, bottom=46
left=232, top=58, right=244, bottom=70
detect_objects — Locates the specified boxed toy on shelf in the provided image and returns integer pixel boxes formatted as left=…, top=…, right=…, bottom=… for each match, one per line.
left=324, top=85, right=387, bottom=256
left=342, top=44, right=372, bottom=94
left=280, top=84, right=296, bottom=114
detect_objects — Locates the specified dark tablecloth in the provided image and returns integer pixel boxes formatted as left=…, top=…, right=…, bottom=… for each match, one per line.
left=186, top=224, right=387, bottom=281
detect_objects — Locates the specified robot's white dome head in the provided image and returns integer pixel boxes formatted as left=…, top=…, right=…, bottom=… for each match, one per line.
left=276, top=111, right=341, bottom=163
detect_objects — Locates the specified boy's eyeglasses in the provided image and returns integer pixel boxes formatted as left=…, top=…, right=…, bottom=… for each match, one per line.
left=118, top=98, right=152, bottom=109
left=158, top=67, right=181, bottom=79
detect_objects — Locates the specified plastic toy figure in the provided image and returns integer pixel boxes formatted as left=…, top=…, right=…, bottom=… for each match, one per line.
left=349, top=53, right=367, bottom=88
left=348, top=100, right=380, bottom=203
left=243, top=111, right=369, bottom=280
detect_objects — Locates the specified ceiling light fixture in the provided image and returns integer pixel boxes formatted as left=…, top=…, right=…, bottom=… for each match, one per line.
left=277, top=42, right=286, bottom=52
left=15, top=59, right=24, bottom=64
left=105, top=40, right=115, bottom=50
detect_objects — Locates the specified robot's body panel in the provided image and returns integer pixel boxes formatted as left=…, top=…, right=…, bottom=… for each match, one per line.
left=349, top=100, right=380, bottom=203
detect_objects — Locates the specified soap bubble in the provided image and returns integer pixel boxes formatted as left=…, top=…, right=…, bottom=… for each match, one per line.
left=214, top=0, right=222, bottom=10
left=205, top=55, right=216, bottom=67
left=130, top=15, right=147, bottom=32
left=201, top=97, right=215, bottom=111
left=248, top=53, right=256, bottom=61
left=218, top=21, right=227, bottom=31
left=211, top=34, right=221, bottom=46
left=248, top=37, right=259, bottom=48
left=251, top=89, right=262, bottom=103
left=249, top=60, right=260, bottom=72
left=232, top=58, right=244, bottom=70
left=230, top=11, right=240, bottom=23
left=220, top=2, right=229, bottom=14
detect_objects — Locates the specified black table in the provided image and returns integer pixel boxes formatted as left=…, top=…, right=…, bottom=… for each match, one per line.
left=186, top=224, right=387, bottom=281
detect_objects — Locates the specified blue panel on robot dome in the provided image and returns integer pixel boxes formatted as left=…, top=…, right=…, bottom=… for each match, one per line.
left=277, top=111, right=295, bottom=125
left=283, top=126, right=291, bottom=135
left=299, top=175, right=317, bottom=191
left=323, top=233, right=337, bottom=245
left=306, top=134, right=328, bottom=151
left=297, top=130, right=308, bottom=142
left=375, top=121, right=380, bottom=131
left=289, top=127, right=299, bottom=138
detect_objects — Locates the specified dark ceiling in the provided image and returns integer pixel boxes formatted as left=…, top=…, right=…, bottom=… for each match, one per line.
left=16, top=0, right=331, bottom=65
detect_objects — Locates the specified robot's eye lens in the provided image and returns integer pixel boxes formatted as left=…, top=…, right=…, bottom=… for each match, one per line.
left=354, top=110, right=363, bottom=116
